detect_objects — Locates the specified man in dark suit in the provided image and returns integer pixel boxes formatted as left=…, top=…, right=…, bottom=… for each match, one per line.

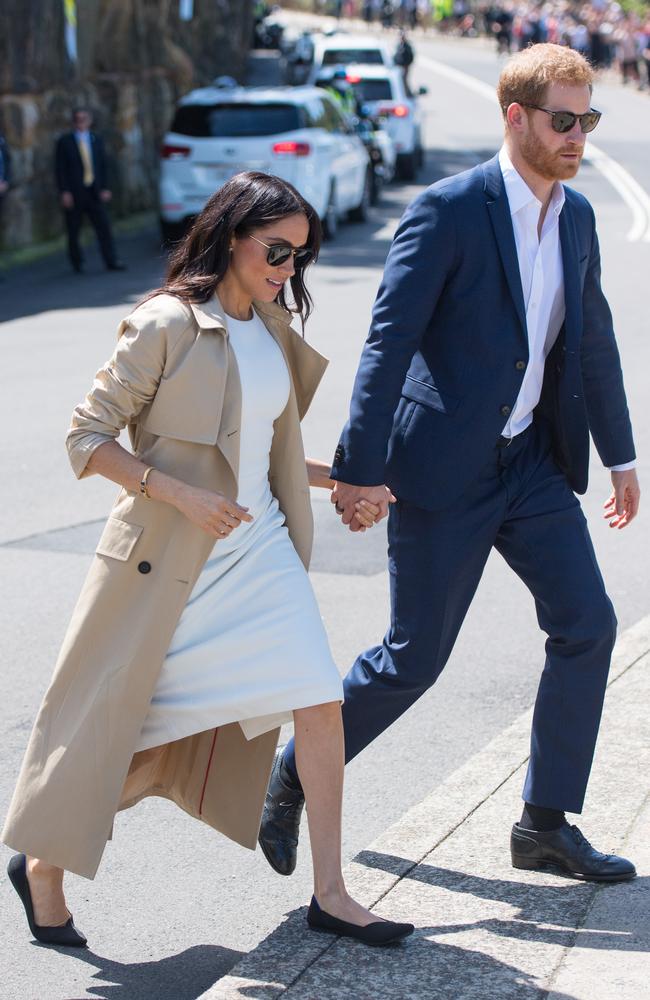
left=0, top=130, right=11, bottom=278
left=55, top=108, right=125, bottom=273
left=260, top=44, right=641, bottom=882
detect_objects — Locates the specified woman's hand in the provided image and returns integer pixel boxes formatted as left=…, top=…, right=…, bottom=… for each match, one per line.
left=353, top=499, right=381, bottom=531
left=175, top=485, right=253, bottom=539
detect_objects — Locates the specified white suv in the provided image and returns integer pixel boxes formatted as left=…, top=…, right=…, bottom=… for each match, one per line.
left=159, top=85, right=371, bottom=242
left=334, top=65, right=426, bottom=181
left=307, top=32, right=394, bottom=84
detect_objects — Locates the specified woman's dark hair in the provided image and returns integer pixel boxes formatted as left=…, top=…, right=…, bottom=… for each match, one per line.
left=151, top=171, right=321, bottom=329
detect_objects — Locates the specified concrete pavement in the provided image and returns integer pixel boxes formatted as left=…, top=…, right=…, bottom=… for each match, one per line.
left=204, top=615, right=650, bottom=999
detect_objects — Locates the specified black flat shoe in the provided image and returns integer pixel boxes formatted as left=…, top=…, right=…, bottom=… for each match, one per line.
left=7, top=854, right=88, bottom=947
left=307, top=896, right=414, bottom=946
left=258, top=749, right=305, bottom=876
left=511, top=822, right=636, bottom=883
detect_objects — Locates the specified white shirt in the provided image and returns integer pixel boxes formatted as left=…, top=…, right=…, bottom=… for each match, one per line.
left=499, top=147, right=634, bottom=472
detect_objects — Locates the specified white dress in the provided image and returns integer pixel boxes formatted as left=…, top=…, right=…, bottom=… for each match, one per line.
left=136, top=310, right=342, bottom=753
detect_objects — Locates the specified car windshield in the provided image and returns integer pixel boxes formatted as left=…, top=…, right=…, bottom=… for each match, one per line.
left=322, top=48, right=384, bottom=65
left=349, top=78, right=393, bottom=101
left=171, top=103, right=303, bottom=137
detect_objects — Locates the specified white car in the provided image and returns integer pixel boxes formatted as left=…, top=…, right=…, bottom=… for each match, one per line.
left=307, top=32, right=394, bottom=84
left=159, top=84, right=371, bottom=242
left=337, top=64, right=427, bottom=181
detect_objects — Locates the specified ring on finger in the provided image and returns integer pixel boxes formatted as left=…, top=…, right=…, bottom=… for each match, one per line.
left=335, top=502, right=344, bottom=515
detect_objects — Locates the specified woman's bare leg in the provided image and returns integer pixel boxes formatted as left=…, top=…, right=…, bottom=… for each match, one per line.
left=293, top=701, right=384, bottom=925
left=25, top=745, right=165, bottom=926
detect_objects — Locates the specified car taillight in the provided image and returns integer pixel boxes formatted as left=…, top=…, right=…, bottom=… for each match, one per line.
left=378, top=104, right=410, bottom=118
left=346, top=73, right=361, bottom=83
left=161, top=143, right=191, bottom=159
left=272, top=141, right=311, bottom=157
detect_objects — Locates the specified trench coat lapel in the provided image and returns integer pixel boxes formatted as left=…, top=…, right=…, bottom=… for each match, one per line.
left=483, top=155, right=528, bottom=346
left=189, top=297, right=242, bottom=484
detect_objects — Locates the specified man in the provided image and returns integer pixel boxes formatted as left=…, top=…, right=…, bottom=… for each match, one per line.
left=0, top=130, right=11, bottom=278
left=260, top=45, right=640, bottom=883
left=55, top=108, right=125, bottom=274
left=322, top=67, right=359, bottom=118
left=394, top=30, right=415, bottom=93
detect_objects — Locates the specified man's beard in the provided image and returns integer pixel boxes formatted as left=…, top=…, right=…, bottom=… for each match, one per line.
left=520, top=126, right=583, bottom=181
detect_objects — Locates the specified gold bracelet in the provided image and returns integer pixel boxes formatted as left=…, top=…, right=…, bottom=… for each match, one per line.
left=140, top=466, right=155, bottom=499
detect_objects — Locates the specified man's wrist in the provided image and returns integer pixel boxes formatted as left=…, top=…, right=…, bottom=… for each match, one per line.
left=609, top=462, right=636, bottom=473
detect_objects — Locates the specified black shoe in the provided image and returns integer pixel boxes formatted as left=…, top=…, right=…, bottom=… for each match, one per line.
left=7, top=854, right=88, bottom=947
left=511, top=822, right=636, bottom=883
left=72, top=264, right=85, bottom=274
left=258, top=749, right=304, bottom=876
left=307, top=897, right=414, bottom=946
left=106, top=261, right=127, bottom=271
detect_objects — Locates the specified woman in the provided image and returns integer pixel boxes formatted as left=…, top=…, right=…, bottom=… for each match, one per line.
left=3, top=172, right=413, bottom=948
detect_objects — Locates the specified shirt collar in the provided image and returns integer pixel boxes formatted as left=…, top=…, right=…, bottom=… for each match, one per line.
left=498, top=146, right=565, bottom=219
left=75, top=130, right=91, bottom=142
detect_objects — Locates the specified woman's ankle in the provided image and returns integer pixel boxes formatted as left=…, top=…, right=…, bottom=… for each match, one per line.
left=27, top=857, right=63, bottom=881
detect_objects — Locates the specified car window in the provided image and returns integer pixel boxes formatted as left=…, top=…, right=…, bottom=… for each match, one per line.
left=303, top=97, right=329, bottom=130
left=349, top=78, right=394, bottom=102
left=319, top=98, right=346, bottom=133
left=321, top=48, right=384, bottom=66
left=171, top=103, right=303, bottom=137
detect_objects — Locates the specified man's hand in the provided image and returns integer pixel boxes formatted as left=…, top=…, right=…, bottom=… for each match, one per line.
left=604, top=469, right=640, bottom=529
left=60, top=191, right=74, bottom=209
left=0, top=180, right=8, bottom=195
left=331, top=481, right=396, bottom=533
left=100, top=189, right=112, bottom=202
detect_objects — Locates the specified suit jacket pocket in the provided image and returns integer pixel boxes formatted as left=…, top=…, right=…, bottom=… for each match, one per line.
left=95, top=517, right=144, bottom=561
left=401, top=375, right=460, bottom=415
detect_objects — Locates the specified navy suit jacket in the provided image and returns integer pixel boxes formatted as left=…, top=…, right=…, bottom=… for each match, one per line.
left=55, top=132, right=108, bottom=196
left=331, top=154, right=635, bottom=510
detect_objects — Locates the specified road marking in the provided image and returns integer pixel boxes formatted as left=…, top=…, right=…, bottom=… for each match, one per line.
left=418, top=54, right=650, bottom=243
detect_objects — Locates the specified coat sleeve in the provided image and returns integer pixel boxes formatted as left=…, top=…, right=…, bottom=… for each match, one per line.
left=66, top=298, right=191, bottom=479
left=330, top=187, right=457, bottom=485
left=55, top=135, right=69, bottom=193
left=580, top=207, right=636, bottom=468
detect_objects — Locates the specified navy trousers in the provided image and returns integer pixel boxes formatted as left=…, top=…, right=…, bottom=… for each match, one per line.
left=285, top=420, right=616, bottom=813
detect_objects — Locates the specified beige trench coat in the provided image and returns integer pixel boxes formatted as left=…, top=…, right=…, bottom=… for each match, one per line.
left=2, top=293, right=328, bottom=879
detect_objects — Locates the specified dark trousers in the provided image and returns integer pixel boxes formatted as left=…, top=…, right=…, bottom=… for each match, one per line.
left=64, top=187, right=117, bottom=270
left=285, top=420, right=616, bottom=813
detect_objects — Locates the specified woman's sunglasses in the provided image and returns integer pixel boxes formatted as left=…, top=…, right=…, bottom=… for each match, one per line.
left=522, top=105, right=602, bottom=134
left=248, top=235, right=314, bottom=268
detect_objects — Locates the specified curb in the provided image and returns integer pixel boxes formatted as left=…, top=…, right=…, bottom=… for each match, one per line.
left=199, top=613, right=650, bottom=998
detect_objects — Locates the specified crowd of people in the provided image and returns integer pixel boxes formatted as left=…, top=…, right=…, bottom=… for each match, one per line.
left=321, top=0, right=650, bottom=90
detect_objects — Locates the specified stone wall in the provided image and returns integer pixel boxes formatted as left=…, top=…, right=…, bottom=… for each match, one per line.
left=0, top=0, right=255, bottom=250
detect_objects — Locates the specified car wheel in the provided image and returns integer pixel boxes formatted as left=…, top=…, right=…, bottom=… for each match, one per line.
left=396, top=151, right=416, bottom=182
left=160, top=217, right=187, bottom=248
left=322, top=184, right=338, bottom=241
left=349, top=169, right=372, bottom=222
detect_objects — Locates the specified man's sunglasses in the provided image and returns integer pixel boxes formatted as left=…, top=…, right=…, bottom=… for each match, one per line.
left=248, top=235, right=314, bottom=268
left=522, top=105, right=602, bottom=134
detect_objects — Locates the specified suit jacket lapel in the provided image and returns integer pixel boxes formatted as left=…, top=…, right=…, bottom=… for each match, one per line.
left=483, top=156, right=528, bottom=344
left=559, top=200, right=582, bottom=349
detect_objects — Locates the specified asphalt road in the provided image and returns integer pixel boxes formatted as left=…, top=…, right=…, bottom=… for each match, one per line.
left=1, top=31, right=648, bottom=1000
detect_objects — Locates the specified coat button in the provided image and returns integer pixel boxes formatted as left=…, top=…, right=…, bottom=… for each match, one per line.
left=515, top=360, right=526, bottom=371
left=500, top=405, right=511, bottom=417
left=138, top=561, right=151, bottom=574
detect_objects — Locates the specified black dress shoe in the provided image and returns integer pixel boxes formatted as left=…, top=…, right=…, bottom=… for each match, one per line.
left=258, top=749, right=304, bottom=876
left=511, top=822, right=636, bottom=882
left=106, top=261, right=127, bottom=271
left=307, top=897, right=414, bottom=946
left=7, top=854, right=88, bottom=947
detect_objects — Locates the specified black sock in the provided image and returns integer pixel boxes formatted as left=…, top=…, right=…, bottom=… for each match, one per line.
left=520, top=803, right=566, bottom=832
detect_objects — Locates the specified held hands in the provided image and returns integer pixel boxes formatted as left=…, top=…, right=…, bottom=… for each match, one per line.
left=604, top=469, right=640, bottom=529
left=175, top=485, right=253, bottom=539
left=331, top=481, right=396, bottom=533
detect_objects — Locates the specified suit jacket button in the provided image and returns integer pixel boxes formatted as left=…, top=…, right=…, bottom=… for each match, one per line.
left=515, top=360, right=526, bottom=371
left=138, top=561, right=151, bottom=574
left=500, top=405, right=511, bottom=417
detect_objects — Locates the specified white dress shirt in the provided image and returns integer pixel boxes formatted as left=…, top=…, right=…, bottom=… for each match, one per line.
left=498, top=147, right=634, bottom=472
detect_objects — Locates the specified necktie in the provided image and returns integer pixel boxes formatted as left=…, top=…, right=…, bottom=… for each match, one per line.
left=77, top=136, right=94, bottom=186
